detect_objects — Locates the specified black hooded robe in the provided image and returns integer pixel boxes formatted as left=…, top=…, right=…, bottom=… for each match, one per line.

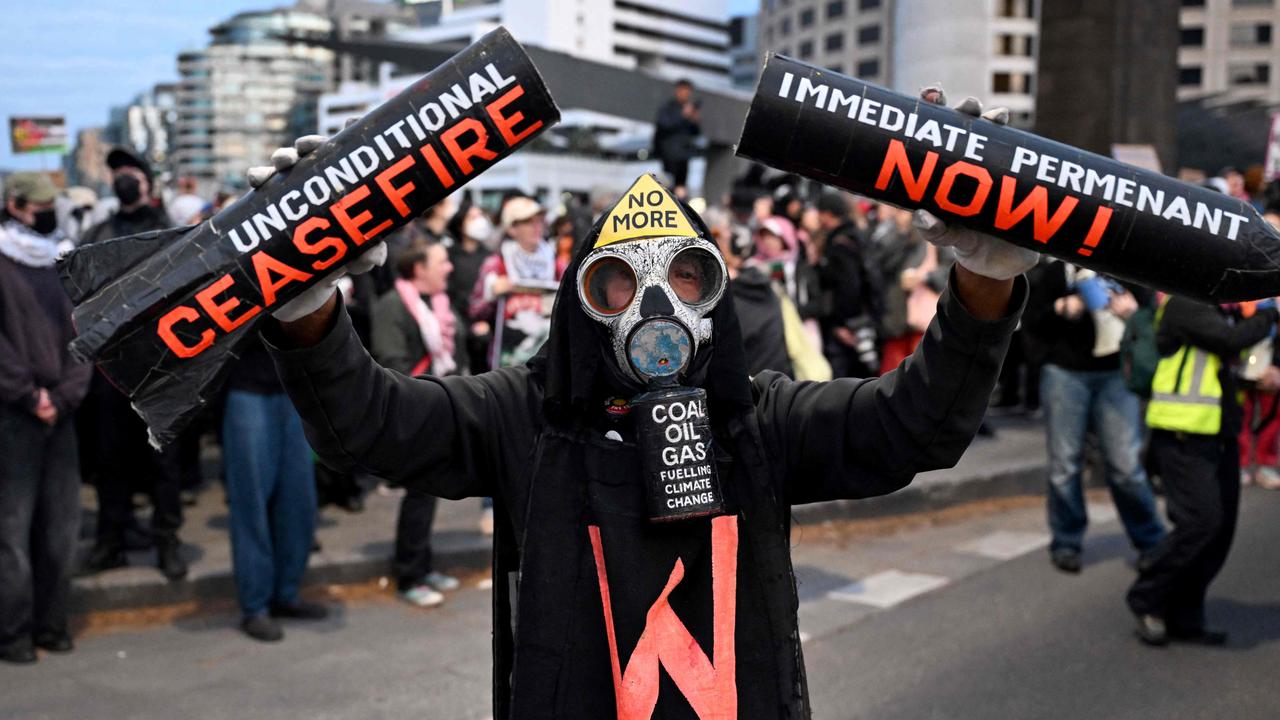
left=264, top=213, right=1025, bottom=718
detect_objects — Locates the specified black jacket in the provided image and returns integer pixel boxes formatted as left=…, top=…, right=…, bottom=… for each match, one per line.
left=0, top=254, right=91, bottom=414
left=266, top=268, right=1024, bottom=718
left=80, top=203, right=171, bottom=246
left=731, top=266, right=793, bottom=378
left=653, top=99, right=700, bottom=163
left=1024, top=261, right=1152, bottom=372
left=818, top=221, right=882, bottom=331
left=370, top=289, right=468, bottom=377
left=1156, top=297, right=1277, bottom=438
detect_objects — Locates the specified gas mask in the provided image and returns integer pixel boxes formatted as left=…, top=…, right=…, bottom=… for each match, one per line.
left=577, top=235, right=727, bottom=386
left=577, top=175, right=729, bottom=522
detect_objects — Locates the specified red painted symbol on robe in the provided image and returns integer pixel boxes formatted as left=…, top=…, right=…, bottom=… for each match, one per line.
left=589, top=514, right=739, bottom=720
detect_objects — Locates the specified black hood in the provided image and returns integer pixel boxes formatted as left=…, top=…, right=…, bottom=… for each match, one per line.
left=528, top=182, right=754, bottom=425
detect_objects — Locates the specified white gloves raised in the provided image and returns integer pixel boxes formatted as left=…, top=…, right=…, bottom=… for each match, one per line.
left=246, top=133, right=388, bottom=322
left=911, top=87, right=1040, bottom=282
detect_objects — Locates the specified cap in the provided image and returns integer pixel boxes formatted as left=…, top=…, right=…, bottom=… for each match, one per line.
left=64, top=186, right=98, bottom=208
left=106, top=146, right=153, bottom=182
left=501, top=196, right=544, bottom=231
left=4, top=172, right=59, bottom=204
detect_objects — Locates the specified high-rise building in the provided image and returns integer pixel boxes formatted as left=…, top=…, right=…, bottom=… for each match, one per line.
left=729, top=13, right=761, bottom=90
left=1178, top=0, right=1280, bottom=104
left=314, top=0, right=745, bottom=201
left=757, top=0, right=893, bottom=82
left=67, top=127, right=112, bottom=191
left=102, top=83, right=179, bottom=179
left=756, top=0, right=1040, bottom=128
left=311, top=0, right=419, bottom=86
left=393, top=0, right=733, bottom=89
left=173, top=7, right=334, bottom=187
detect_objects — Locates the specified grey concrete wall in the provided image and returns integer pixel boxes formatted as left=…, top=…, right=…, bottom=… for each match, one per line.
left=1035, top=0, right=1180, bottom=172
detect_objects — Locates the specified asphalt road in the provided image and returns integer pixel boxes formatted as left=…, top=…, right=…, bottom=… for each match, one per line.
left=804, top=487, right=1280, bottom=720
left=3, top=489, right=1278, bottom=720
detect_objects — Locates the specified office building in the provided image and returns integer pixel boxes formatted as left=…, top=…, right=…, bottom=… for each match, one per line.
left=1179, top=0, right=1280, bottom=104
left=756, top=0, right=1040, bottom=127
left=173, top=7, right=334, bottom=186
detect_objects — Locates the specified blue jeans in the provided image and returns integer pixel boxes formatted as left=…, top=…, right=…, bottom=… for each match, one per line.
left=222, top=391, right=316, bottom=618
left=1041, top=364, right=1165, bottom=552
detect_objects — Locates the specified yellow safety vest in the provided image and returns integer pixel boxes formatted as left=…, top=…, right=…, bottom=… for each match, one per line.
left=1146, top=341, right=1223, bottom=435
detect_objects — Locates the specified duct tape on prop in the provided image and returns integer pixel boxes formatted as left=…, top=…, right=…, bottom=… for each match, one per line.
left=633, top=386, right=725, bottom=523
left=58, top=27, right=560, bottom=448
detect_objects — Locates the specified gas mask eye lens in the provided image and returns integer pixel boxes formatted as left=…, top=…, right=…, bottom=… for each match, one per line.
left=668, top=248, right=723, bottom=306
left=583, top=256, right=637, bottom=315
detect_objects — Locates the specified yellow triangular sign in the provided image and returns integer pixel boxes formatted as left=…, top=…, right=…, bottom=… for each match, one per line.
left=594, top=174, right=699, bottom=249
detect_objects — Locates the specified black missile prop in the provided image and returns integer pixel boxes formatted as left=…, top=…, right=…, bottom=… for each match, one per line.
left=737, top=54, right=1280, bottom=303
left=59, top=28, right=559, bottom=447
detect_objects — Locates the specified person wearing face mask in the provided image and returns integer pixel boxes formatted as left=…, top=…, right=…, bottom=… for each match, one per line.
left=445, top=198, right=496, bottom=375
left=254, top=84, right=1034, bottom=712
left=81, top=148, right=171, bottom=245
left=76, top=147, right=191, bottom=582
left=0, top=173, right=92, bottom=664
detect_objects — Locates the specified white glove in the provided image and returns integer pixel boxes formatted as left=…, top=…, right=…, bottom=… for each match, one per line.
left=248, top=132, right=388, bottom=322
left=273, top=242, right=387, bottom=322
left=911, top=87, right=1039, bottom=282
left=246, top=134, right=327, bottom=189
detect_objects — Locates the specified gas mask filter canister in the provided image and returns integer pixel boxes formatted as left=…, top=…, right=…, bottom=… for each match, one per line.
left=577, top=175, right=729, bottom=522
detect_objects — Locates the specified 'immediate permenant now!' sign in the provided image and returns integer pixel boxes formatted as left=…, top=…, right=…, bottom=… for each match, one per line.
left=736, top=54, right=1280, bottom=304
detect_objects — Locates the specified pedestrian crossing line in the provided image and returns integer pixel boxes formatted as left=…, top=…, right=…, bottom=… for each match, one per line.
left=1085, top=502, right=1119, bottom=525
left=956, top=530, right=1050, bottom=560
left=827, top=570, right=950, bottom=609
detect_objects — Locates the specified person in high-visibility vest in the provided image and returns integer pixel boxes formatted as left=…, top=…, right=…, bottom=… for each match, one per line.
left=1128, top=295, right=1278, bottom=646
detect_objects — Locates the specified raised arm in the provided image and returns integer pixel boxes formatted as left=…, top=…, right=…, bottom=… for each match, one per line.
left=1160, top=296, right=1278, bottom=358
left=268, top=294, right=525, bottom=499
left=757, top=269, right=1026, bottom=504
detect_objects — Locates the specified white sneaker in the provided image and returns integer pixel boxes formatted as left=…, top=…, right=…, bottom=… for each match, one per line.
left=1257, top=466, right=1280, bottom=490
left=479, top=507, right=495, bottom=536
left=424, top=571, right=460, bottom=592
left=376, top=482, right=405, bottom=498
left=398, top=584, right=444, bottom=608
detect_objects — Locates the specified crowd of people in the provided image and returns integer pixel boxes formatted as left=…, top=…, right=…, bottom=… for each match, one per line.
left=4, top=126, right=1280, bottom=662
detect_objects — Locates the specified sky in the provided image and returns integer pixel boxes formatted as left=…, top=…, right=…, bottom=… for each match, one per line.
left=1, top=0, right=762, bottom=173
left=0, top=0, right=296, bottom=172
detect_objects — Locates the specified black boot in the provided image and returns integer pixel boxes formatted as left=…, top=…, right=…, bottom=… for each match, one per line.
left=0, top=640, right=36, bottom=665
left=1049, top=547, right=1082, bottom=574
left=33, top=631, right=74, bottom=653
left=79, top=542, right=128, bottom=576
left=240, top=615, right=284, bottom=643
left=156, top=538, right=189, bottom=582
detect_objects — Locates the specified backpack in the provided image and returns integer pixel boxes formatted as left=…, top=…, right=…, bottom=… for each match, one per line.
left=1120, top=303, right=1160, bottom=398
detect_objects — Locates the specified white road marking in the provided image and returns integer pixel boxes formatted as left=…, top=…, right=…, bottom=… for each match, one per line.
left=1086, top=502, right=1118, bottom=525
left=956, top=530, right=1050, bottom=560
left=827, top=570, right=950, bottom=609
